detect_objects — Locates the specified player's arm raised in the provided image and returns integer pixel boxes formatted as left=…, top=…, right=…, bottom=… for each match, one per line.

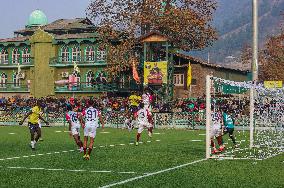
left=19, top=111, right=32, bottom=125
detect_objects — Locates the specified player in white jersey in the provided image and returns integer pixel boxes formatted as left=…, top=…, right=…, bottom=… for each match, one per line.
left=142, top=91, right=153, bottom=111
left=80, top=100, right=104, bottom=160
left=210, top=106, right=225, bottom=154
left=135, top=103, right=154, bottom=146
left=142, top=89, right=154, bottom=137
left=66, top=105, right=83, bottom=152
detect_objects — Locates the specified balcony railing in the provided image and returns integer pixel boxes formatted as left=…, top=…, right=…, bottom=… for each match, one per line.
left=0, top=83, right=29, bottom=92
left=0, top=57, right=34, bottom=67
left=55, top=82, right=117, bottom=93
left=55, top=81, right=141, bottom=93
left=50, top=56, right=106, bottom=66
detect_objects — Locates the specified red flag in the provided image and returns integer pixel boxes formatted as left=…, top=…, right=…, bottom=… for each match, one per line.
left=132, top=62, right=140, bottom=83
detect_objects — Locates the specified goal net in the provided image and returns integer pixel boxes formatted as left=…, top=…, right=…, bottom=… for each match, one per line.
left=206, top=75, right=283, bottom=160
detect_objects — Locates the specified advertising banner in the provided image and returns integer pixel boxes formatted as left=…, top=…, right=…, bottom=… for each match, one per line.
left=144, top=61, right=167, bottom=85
left=264, top=81, right=283, bottom=88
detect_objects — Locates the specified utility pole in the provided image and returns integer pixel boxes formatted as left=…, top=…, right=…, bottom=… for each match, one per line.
left=252, top=0, right=258, bottom=81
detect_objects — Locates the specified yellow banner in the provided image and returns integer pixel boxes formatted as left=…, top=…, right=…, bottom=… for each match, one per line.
left=264, top=81, right=283, bottom=88
left=187, top=62, right=192, bottom=87
left=144, top=61, right=167, bottom=85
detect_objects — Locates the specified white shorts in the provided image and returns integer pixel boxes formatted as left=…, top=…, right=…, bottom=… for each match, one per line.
left=71, top=124, right=80, bottom=136
left=137, top=123, right=152, bottom=134
left=210, top=124, right=222, bottom=138
left=84, top=124, right=97, bottom=138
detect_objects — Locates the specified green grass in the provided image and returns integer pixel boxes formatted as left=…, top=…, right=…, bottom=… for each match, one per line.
left=0, top=126, right=283, bottom=188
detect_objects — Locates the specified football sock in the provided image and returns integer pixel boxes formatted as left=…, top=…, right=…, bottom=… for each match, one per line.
left=217, top=136, right=223, bottom=146
left=210, top=140, right=215, bottom=148
left=148, top=127, right=153, bottom=133
left=83, top=147, right=87, bottom=155
left=88, top=148, right=92, bottom=155
left=229, top=134, right=236, bottom=144
left=136, top=133, right=141, bottom=142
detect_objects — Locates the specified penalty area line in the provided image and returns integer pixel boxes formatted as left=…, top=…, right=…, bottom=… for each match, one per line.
left=99, top=158, right=207, bottom=188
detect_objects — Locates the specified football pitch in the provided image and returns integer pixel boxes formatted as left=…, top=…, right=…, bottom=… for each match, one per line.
left=0, top=126, right=283, bottom=188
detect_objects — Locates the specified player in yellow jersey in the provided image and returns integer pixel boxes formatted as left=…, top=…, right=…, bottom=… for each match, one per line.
left=19, top=99, right=49, bottom=150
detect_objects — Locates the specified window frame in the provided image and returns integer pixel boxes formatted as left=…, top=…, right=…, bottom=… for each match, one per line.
left=72, top=46, right=81, bottom=63
left=0, top=49, right=9, bottom=64
left=0, top=73, right=7, bottom=88
left=173, top=73, right=184, bottom=86
left=12, top=48, right=20, bottom=64
left=61, top=46, right=70, bottom=63
left=13, top=73, right=20, bottom=88
left=85, top=46, right=95, bottom=62
left=86, top=70, right=94, bottom=87
left=22, top=48, right=30, bottom=64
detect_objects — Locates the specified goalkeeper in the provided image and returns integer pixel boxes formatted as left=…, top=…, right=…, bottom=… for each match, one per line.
left=222, top=109, right=238, bottom=148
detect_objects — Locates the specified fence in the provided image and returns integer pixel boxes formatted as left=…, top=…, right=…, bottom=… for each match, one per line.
left=0, top=109, right=250, bottom=129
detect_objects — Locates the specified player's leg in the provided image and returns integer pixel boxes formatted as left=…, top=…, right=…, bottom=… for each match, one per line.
left=136, top=125, right=144, bottom=146
left=38, top=127, right=42, bottom=141
left=38, top=122, right=43, bottom=141
left=72, top=126, right=83, bottom=151
left=73, top=134, right=83, bottom=151
left=217, top=135, right=225, bottom=152
left=77, top=134, right=84, bottom=151
left=34, top=126, right=41, bottom=149
left=83, top=126, right=89, bottom=158
left=210, top=128, right=218, bottom=154
left=86, top=127, right=97, bottom=160
left=28, top=123, right=36, bottom=150
left=147, top=126, right=153, bottom=138
left=228, top=128, right=238, bottom=147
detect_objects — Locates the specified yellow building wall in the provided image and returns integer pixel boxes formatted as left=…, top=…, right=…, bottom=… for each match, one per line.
left=29, top=29, right=55, bottom=97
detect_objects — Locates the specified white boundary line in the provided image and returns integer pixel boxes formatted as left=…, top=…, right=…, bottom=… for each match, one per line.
left=0, top=140, right=161, bottom=162
left=99, top=158, right=207, bottom=188
left=0, top=165, right=137, bottom=174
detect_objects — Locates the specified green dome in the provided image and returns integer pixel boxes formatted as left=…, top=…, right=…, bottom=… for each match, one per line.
left=28, top=10, right=48, bottom=27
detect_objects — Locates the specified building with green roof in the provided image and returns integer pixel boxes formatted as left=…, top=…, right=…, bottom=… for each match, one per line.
left=0, top=10, right=249, bottom=98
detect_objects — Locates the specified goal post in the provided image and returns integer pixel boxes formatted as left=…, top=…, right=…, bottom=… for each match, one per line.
left=205, top=75, right=211, bottom=159
left=205, top=75, right=283, bottom=160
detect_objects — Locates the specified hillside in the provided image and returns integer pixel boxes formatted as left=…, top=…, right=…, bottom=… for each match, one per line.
left=190, top=0, right=284, bottom=67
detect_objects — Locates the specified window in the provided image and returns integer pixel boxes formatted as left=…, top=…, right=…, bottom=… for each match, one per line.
left=0, top=73, right=7, bottom=88
left=0, top=49, right=8, bottom=64
left=61, top=46, right=70, bottom=63
left=72, top=71, right=80, bottom=86
left=22, top=48, right=30, bottom=64
left=191, top=79, right=197, bottom=86
left=13, top=74, right=20, bottom=87
left=72, top=46, right=81, bottom=63
left=86, top=71, right=94, bottom=87
left=174, top=74, right=184, bottom=86
left=12, top=48, right=20, bottom=64
left=85, top=46, right=95, bottom=62
left=96, top=48, right=106, bottom=61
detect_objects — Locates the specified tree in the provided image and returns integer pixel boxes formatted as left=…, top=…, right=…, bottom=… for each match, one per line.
left=87, top=0, right=218, bottom=75
left=260, top=30, right=284, bottom=81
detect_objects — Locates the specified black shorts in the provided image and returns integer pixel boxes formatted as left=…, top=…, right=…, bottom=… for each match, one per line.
left=28, top=122, right=40, bottom=134
left=224, top=127, right=234, bottom=135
